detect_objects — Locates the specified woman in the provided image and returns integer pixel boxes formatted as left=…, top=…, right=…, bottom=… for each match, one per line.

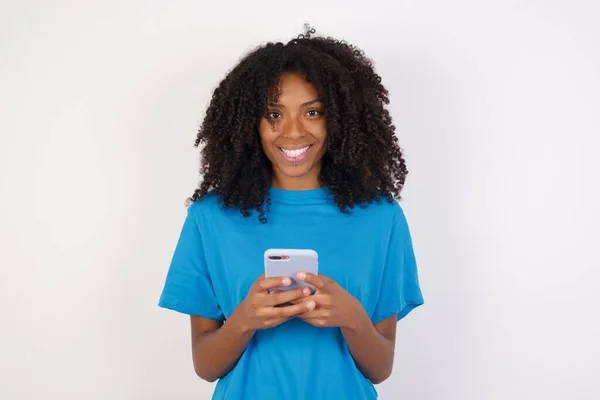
left=158, top=27, right=424, bottom=400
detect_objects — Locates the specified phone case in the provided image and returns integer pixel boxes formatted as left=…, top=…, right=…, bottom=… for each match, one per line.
left=264, top=249, right=319, bottom=293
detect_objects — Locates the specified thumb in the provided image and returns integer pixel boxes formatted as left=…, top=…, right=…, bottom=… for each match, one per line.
left=296, top=271, right=326, bottom=290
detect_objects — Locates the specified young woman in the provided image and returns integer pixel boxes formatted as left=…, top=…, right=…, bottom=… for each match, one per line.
left=158, top=27, right=424, bottom=400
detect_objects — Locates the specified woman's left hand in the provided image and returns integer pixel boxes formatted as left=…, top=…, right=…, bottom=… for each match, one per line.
left=292, top=272, right=364, bottom=329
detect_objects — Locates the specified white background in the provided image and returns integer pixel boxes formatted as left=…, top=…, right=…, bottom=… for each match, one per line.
left=1, top=1, right=599, bottom=399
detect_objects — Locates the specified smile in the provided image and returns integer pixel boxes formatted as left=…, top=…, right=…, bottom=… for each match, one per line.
left=279, top=145, right=312, bottom=164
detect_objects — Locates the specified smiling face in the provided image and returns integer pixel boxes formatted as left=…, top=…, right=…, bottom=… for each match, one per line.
left=258, top=72, right=327, bottom=190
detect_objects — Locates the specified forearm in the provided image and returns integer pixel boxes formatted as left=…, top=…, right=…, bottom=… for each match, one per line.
left=192, top=313, right=254, bottom=382
left=341, top=308, right=395, bottom=384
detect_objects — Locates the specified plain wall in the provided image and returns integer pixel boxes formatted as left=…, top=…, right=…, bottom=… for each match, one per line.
left=1, top=1, right=599, bottom=399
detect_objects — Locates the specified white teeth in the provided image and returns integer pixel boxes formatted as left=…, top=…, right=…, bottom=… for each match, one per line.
left=281, top=146, right=310, bottom=158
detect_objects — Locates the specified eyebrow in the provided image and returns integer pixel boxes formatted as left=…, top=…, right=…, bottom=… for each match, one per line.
left=267, top=99, right=322, bottom=109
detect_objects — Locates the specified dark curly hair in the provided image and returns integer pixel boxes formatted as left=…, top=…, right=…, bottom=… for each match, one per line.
left=188, top=26, right=408, bottom=223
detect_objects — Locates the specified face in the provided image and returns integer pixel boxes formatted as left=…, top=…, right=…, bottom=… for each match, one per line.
left=258, top=71, right=327, bottom=190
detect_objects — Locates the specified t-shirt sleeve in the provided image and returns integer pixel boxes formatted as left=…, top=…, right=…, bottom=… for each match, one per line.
left=371, top=203, right=424, bottom=324
left=158, top=203, right=224, bottom=320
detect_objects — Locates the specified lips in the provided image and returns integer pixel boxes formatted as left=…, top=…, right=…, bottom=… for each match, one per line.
left=279, top=145, right=313, bottom=164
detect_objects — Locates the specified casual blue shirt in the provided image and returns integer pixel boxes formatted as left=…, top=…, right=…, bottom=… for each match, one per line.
left=159, top=187, right=424, bottom=399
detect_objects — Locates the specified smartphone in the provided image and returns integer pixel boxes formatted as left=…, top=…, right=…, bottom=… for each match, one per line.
left=264, top=249, right=319, bottom=294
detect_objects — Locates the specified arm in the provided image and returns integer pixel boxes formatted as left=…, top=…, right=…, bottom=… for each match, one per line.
left=344, top=203, right=423, bottom=383
left=159, top=206, right=315, bottom=382
left=190, top=313, right=253, bottom=382
left=294, top=272, right=399, bottom=384
left=189, top=277, right=314, bottom=382
left=341, top=309, right=397, bottom=384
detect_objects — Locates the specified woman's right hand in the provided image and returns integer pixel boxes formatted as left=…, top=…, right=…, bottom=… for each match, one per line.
left=231, top=275, right=316, bottom=333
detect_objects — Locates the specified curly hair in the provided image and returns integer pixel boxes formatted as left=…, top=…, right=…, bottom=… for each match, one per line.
left=188, top=26, right=408, bottom=223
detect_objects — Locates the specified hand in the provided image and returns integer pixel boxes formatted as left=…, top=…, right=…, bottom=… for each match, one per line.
left=293, top=272, right=363, bottom=329
left=231, top=275, right=315, bottom=333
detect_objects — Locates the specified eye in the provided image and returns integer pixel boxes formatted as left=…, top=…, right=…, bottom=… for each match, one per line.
left=306, top=109, right=322, bottom=117
left=265, top=111, right=282, bottom=120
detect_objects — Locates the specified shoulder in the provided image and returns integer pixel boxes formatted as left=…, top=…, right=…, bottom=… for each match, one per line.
left=186, top=192, right=222, bottom=219
left=359, top=195, right=406, bottom=221
left=354, top=196, right=412, bottom=239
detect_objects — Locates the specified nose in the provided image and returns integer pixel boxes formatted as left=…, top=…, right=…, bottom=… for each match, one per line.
left=281, top=114, right=305, bottom=139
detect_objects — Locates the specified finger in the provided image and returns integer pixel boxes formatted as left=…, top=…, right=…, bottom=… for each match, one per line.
left=249, top=274, right=265, bottom=292
left=259, top=300, right=316, bottom=319
left=258, top=276, right=293, bottom=291
left=260, top=287, right=312, bottom=307
left=290, top=294, right=331, bottom=307
left=296, top=272, right=326, bottom=290
left=262, top=317, right=289, bottom=328
left=295, top=308, right=328, bottom=320
left=301, top=318, right=328, bottom=327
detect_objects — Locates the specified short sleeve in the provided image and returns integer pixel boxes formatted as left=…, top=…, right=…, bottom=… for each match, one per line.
left=371, top=204, right=424, bottom=324
left=158, top=203, right=224, bottom=320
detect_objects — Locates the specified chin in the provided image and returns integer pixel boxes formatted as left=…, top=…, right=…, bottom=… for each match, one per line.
left=278, top=164, right=312, bottom=178
left=282, top=169, right=310, bottom=179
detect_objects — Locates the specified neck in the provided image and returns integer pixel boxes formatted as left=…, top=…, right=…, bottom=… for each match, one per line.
left=271, top=170, right=322, bottom=191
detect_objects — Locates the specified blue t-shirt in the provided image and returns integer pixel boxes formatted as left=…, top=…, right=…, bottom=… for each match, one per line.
left=159, top=187, right=424, bottom=399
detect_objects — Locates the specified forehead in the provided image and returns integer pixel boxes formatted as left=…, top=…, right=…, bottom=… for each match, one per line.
left=268, top=72, right=320, bottom=103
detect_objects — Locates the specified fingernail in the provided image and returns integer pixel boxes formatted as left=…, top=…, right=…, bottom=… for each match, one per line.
left=297, top=272, right=306, bottom=280
left=306, top=301, right=316, bottom=310
left=302, top=287, right=310, bottom=295
left=282, top=277, right=292, bottom=286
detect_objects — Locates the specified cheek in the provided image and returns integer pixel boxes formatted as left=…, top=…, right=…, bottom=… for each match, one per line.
left=316, top=124, right=327, bottom=150
left=315, top=120, right=327, bottom=141
left=317, top=141, right=328, bottom=159
left=258, top=125, right=279, bottom=161
left=258, top=122, right=275, bottom=145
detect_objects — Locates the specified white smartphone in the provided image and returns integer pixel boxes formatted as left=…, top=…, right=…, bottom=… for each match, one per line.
left=264, top=249, right=319, bottom=293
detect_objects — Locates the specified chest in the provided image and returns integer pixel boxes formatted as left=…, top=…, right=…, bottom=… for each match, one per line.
left=201, top=210, right=390, bottom=315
